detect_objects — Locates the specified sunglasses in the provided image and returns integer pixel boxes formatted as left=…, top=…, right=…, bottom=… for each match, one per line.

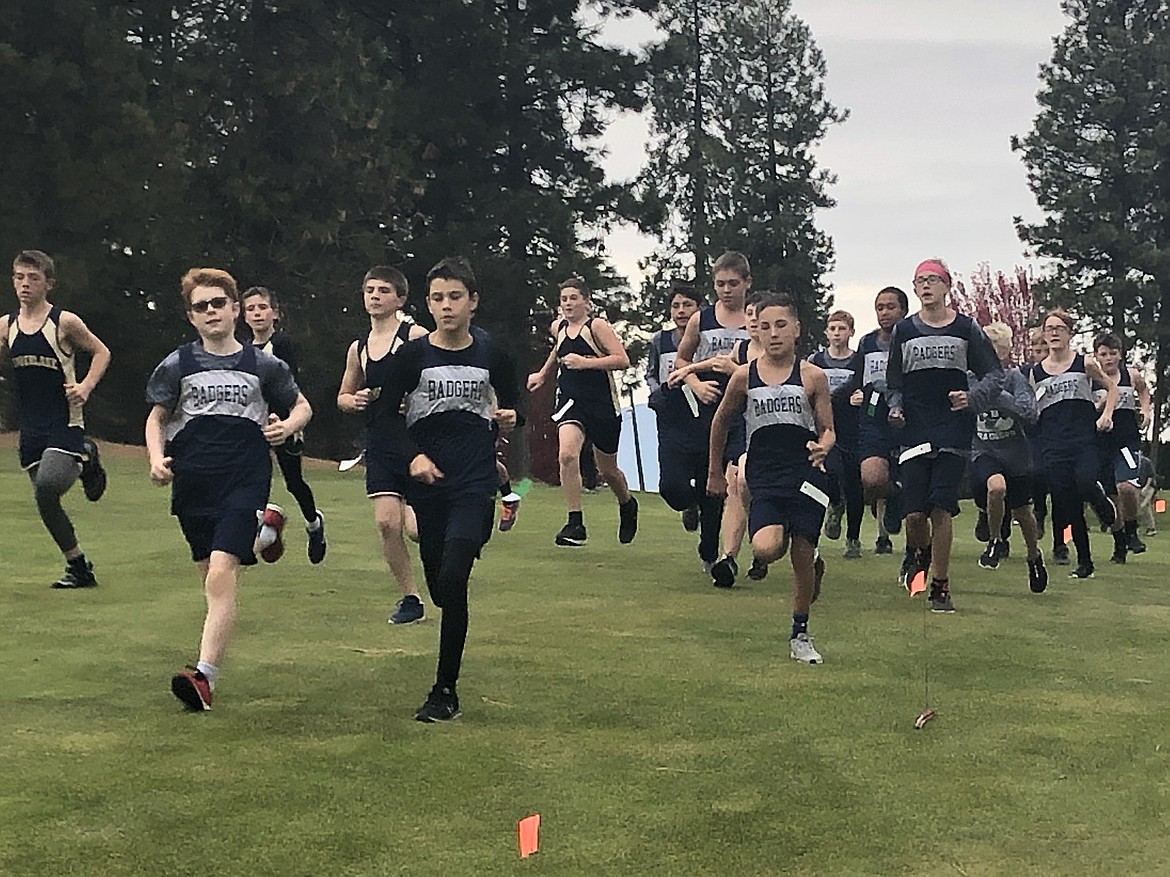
left=188, top=295, right=231, bottom=314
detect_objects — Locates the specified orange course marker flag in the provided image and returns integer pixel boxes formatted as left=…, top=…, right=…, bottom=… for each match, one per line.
left=1063, top=526, right=1073, bottom=543
left=908, top=570, right=927, bottom=597
left=1157, top=498, right=1167, bottom=514
left=518, top=814, right=540, bottom=859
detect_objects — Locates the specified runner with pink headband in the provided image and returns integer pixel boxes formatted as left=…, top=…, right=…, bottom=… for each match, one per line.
left=913, top=261, right=952, bottom=286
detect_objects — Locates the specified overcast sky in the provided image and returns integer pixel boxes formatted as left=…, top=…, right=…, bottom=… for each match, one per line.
left=597, top=1, right=1070, bottom=335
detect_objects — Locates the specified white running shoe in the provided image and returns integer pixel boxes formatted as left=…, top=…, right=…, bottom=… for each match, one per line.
left=790, top=633, right=823, bottom=664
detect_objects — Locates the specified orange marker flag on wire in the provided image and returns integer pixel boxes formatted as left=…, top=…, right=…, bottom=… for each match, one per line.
left=1156, top=498, right=1167, bottom=514
left=908, top=570, right=927, bottom=597
left=1063, top=526, right=1073, bottom=543
left=518, top=814, right=540, bottom=858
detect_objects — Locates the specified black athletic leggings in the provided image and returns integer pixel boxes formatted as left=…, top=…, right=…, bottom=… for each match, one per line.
left=274, top=445, right=317, bottom=523
left=828, top=453, right=865, bottom=541
left=1045, top=448, right=1100, bottom=564
left=658, top=440, right=724, bottom=564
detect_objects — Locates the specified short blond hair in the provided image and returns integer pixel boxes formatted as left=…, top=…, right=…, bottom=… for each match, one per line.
left=983, top=322, right=1013, bottom=349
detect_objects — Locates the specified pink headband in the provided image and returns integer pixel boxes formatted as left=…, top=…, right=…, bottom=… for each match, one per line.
left=914, top=260, right=951, bottom=285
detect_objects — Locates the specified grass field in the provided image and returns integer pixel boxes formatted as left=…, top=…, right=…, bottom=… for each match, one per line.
left=4, top=446, right=1170, bottom=876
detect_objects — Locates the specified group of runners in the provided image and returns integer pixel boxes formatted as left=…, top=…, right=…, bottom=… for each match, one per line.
left=2, top=247, right=1158, bottom=722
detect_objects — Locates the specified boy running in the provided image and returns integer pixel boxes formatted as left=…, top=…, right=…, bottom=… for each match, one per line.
left=810, top=310, right=864, bottom=558
left=670, top=252, right=752, bottom=575
left=886, top=259, right=1004, bottom=612
left=371, top=257, right=521, bottom=722
left=1027, top=309, right=1117, bottom=579
left=527, top=278, right=638, bottom=547
left=968, top=323, right=1047, bottom=592
left=646, top=282, right=705, bottom=534
left=147, top=268, right=312, bottom=710
left=337, top=266, right=429, bottom=624
left=1092, top=332, right=1151, bottom=561
left=242, top=286, right=326, bottom=563
left=853, top=287, right=909, bottom=557
left=708, top=294, right=835, bottom=663
left=2, top=249, right=110, bottom=588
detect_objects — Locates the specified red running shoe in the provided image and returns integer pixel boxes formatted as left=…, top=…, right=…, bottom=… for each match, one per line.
left=171, top=666, right=212, bottom=711
left=259, top=503, right=286, bottom=563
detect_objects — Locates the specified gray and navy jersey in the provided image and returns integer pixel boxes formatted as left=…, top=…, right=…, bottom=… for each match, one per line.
left=744, top=359, right=819, bottom=495
left=692, top=306, right=749, bottom=407
left=555, top=318, right=620, bottom=417
left=852, top=330, right=893, bottom=424
left=372, top=333, right=520, bottom=494
left=647, top=328, right=697, bottom=427
left=145, top=341, right=299, bottom=475
left=970, top=367, right=1036, bottom=476
left=809, top=348, right=859, bottom=448
left=7, top=306, right=84, bottom=436
left=1093, top=367, right=1140, bottom=448
left=886, top=313, right=1002, bottom=452
left=1027, top=354, right=1098, bottom=458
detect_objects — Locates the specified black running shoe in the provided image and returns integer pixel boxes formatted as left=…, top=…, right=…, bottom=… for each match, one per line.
left=874, top=536, right=893, bottom=555
left=618, top=496, right=639, bottom=544
left=555, top=521, right=587, bottom=546
left=898, top=548, right=917, bottom=590
left=997, top=539, right=1010, bottom=560
left=52, top=560, right=98, bottom=589
left=1028, top=554, right=1048, bottom=593
left=307, top=511, right=327, bottom=564
left=883, top=495, right=903, bottom=535
left=979, top=542, right=1000, bottom=570
left=1091, top=487, right=1117, bottom=531
left=711, top=555, right=739, bottom=588
left=1068, top=563, right=1095, bottom=579
left=823, top=503, right=843, bottom=540
left=929, top=580, right=955, bottom=613
left=1110, top=548, right=1127, bottom=564
left=974, top=510, right=990, bottom=543
left=80, top=438, right=107, bottom=502
left=681, top=503, right=700, bottom=532
left=415, top=686, right=461, bottom=723
left=1128, top=533, right=1147, bottom=554
left=747, top=557, right=768, bottom=581
left=1052, top=543, right=1070, bottom=566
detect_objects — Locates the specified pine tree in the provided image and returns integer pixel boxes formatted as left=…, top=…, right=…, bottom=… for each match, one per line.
left=1013, top=0, right=1170, bottom=462
left=639, top=0, right=845, bottom=325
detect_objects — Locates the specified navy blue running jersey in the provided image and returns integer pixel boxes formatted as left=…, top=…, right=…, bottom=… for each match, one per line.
left=744, top=360, right=819, bottom=496
left=809, top=348, right=859, bottom=449
left=555, top=318, right=620, bottom=417
left=886, top=313, right=1002, bottom=452
left=692, top=306, right=750, bottom=406
left=7, top=306, right=84, bottom=436
left=1094, top=366, right=1140, bottom=448
left=145, top=341, right=299, bottom=475
left=373, top=333, right=520, bottom=496
left=1028, top=354, right=1098, bottom=459
left=646, top=327, right=698, bottom=426
left=358, top=321, right=416, bottom=451
left=254, top=330, right=300, bottom=421
left=852, top=330, right=893, bottom=423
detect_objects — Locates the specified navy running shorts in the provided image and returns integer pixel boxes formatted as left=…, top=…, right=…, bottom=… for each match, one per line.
left=899, top=450, right=966, bottom=517
left=970, top=454, right=1032, bottom=511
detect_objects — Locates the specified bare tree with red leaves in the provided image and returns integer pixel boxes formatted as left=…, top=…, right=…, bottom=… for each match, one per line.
left=950, top=263, right=1038, bottom=364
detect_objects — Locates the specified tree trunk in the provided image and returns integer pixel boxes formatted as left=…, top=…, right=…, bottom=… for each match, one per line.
left=688, top=0, right=708, bottom=285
